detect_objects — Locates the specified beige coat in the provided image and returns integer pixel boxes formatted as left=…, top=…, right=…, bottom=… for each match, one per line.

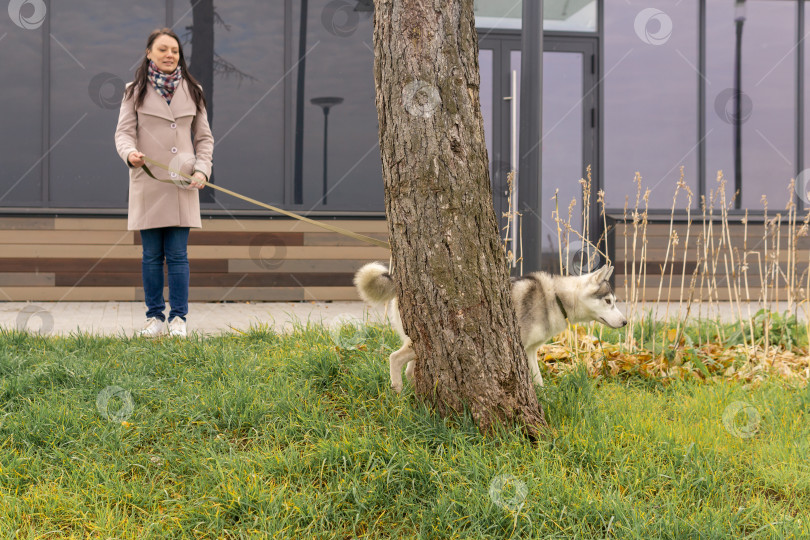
left=114, top=80, right=214, bottom=230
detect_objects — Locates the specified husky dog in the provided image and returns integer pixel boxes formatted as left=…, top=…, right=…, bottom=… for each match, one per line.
left=354, top=262, right=627, bottom=392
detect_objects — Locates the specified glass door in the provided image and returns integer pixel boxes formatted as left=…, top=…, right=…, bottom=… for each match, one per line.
left=479, top=34, right=521, bottom=244
left=541, top=39, right=598, bottom=272
left=479, top=35, right=598, bottom=272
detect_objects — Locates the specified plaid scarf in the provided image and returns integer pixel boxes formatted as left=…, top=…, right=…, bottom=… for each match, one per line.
left=147, top=60, right=182, bottom=104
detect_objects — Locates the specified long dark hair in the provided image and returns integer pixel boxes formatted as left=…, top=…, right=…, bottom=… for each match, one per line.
left=124, top=28, right=206, bottom=112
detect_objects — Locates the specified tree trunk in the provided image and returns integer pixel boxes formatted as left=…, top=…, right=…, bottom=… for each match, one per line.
left=372, top=0, right=547, bottom=437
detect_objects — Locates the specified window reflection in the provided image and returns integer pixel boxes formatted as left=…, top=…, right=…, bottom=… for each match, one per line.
left=289, top=0, right=382, bottom=211
left=474, top=0, right=522, bottom=30
left=544, top=0, right=596, bottom=32
left=706, top=0, right=795, bottom=210
left=174, top=0, right=285, bottom=209
left=0, top=10, right=43, bottom=205
left=474, top=0, right=596, bottom=32
left=2, top=0, right=803, bottom=216
left=541, top=51, right=584, bottom=267
left=604, top=0, right=698, bottom=210
left=479, top=49, right=494, bottom=186
left=48, top=0, right=164, bottom=207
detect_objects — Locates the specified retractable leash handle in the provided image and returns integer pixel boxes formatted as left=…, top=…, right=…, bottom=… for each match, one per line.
left=140, top=155, right=390, bottom=250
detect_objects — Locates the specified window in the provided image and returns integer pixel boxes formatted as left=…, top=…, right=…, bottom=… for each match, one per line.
left=0, top=5, right=43, bottom=206
left=705, top=0, right=795, bottom=210
left=474, top=0, right=597, bottom=32
left=48, top=0, right=165, bottom=207
left=604, top=0, right=699, bottom=211
left=288, top=0, right=382, bottom=211
left=173, top=0, right=286, bottom=210
left=475, top=0, right=522, bottom=30
left=544, top=0, right=597, bottom=33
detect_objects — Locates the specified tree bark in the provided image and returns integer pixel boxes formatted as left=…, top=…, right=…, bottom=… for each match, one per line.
left=372, top=0, right=547, bottom=437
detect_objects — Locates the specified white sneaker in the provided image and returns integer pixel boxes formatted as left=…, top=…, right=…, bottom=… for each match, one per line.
left=168, top=318, right=187, bottom=337
left=138, top=317, right=165, bottom=337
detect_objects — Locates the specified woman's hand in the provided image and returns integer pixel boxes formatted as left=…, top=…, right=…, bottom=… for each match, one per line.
left=189, top=171, right=207, bottom=190
left=127, top=151, right=145, bottom=168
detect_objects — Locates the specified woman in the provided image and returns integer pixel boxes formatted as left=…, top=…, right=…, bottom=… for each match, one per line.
left=115, top=28, right=213, bottom=338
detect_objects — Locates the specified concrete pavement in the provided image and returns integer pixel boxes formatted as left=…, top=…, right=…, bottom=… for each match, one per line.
left=0, top=300, right=805, bottom=337
left=0, top=301, right=388, bottom=337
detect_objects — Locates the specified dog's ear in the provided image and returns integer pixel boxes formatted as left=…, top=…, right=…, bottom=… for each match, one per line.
left=587, top=265, right=604, bottom=283
left=589, top=264, right=612, bottom=283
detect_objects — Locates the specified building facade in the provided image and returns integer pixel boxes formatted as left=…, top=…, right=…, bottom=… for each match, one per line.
left=1, top=0, right=808, bottom=301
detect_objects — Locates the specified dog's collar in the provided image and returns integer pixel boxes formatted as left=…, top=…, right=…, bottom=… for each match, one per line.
left=555, top=294, right=569, bottom=321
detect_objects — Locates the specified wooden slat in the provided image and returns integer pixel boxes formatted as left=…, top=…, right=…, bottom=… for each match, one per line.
left=619, top=288, right=801, bottom=302
left=613, top=239, right=810, bottom=253
left=1, top=286, right=358, bottom=302
left=0, top=273, right=55, bottom=286
left=614, top=224, right=807, bottom=239
left=0, top=245, right=142, bottom=258
left=303, top=232, right=389, bottom=246
left=615, top=249, right=810, bottom=262
left=302, top=287, right=360, bottom=301
left=133, top=231, right=304, bottom=246
left=0, top=216, right=384, bottom=302
left=0, top=217, right=55, bottom=230
left=615, top=262, right=702, bottom=276
left=229, top=259, right=369, bottom=273
left=616, top=276, right=790, bottom=293
left=188, top=231, right=303, bottom=246
left=0, top=230, right=134, bottom=245
left=184, top=287, right=305, bottom=302
left=54, top=272, right=354, bottom=287
left=0, top=258, right=228, bottom=273
left=198, top=246, right=388, bottom=259
left=193, top=273, right=353, bottom=287
left=0, top=245, right=389, bottom=259
left=50, top=217, right=389, bottom=233
left=53, top=218, right=129, bottom=231
left=614, top=223, right=807, bottom=233
left=0, top=287, right=137, bottom=301
left=613, top=261, right=810, bottom=276
left=198, top=218, right=388, bottom=233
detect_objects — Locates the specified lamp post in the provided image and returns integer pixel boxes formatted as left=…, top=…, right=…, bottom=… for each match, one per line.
left=734, top=0, right=746, bottom=209
left=293, top=0, right=309, bottom=205
left=311, top=97, right=344, bottom=205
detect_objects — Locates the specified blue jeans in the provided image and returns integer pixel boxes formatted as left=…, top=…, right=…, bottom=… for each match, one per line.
left=140, top=227, right=190, bottom=322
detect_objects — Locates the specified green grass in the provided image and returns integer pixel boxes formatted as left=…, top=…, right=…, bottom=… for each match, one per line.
left=599, top=309, right=809, bottom=354
left=0, top=323, right=809, bottom=539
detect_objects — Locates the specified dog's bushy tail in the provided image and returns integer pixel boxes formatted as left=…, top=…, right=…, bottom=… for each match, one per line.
left=354, top=262, right=395, bottom=305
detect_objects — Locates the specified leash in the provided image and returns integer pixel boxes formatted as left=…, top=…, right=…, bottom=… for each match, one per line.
left=139, top=155, right=390, bottom=250
left=555, top=293, right=569, bottom=321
